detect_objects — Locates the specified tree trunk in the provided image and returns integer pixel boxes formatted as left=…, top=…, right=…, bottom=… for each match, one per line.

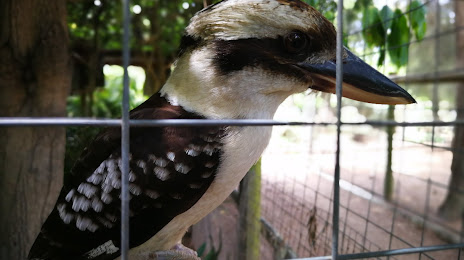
left=438, top=0, right=464, bottom=221
left=0, top=1, right=71, bottom=259
left=143, top=5, right=168, bottom=96
left=203, top=0, right=213, bottom=8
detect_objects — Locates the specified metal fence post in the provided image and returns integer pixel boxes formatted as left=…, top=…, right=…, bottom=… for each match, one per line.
left=333, top=0, right=344, bottom=259
left=121, top=0, right=131, bottom=259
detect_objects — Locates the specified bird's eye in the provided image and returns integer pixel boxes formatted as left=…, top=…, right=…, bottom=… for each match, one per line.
left=284, top=31, right=308, bottom=53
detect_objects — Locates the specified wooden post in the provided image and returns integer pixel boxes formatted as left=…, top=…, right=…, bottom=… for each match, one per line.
left=384, top=105, right=395, bottom=201
left=237, top=159, right=262, bottom=260
left=0, top=1, right=70, bottom=258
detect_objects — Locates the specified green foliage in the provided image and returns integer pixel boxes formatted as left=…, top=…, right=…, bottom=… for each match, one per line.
left=67, top=66, right=146, bottom=118
left=65, top=1, right=205, bottom=175
left=409, top=0, right=427, bottom=40
left=362, top=6, right=385, bottom=48
left=303, top=0, right=427, bottom=69
left=354, top=0, right=373, bottom=10
left=65, top=66, right=146, bottom=174
left=67, top=0, right=205, bottom=60
left=64, top=126, right=101, bottom=177
left=197, top=233, right=222, bottom=260
left=345, top=0, right=427, bottom=69
left=302, top=0, right=337, bottom=22
left=379, top=5, right=394, bottom=31
left=196, top=243, right=207, bottom=257
left=387, top=9, right=410, bottom=68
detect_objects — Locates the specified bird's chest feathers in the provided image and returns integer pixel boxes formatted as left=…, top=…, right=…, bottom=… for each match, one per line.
left=133, top=126, right=272, bottom=252
left=187, top=125, right=273, bottom=216
left=217, top=126, right=272, bottom=186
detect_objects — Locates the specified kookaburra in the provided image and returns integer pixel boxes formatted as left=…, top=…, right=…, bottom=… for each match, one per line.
left=28, top=0, right=415, bottom=259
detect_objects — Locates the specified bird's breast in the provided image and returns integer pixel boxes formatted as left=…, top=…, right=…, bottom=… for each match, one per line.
left=129, top=126, right=273, bottom=253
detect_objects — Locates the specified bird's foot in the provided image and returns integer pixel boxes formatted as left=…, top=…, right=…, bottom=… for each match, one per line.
left=131, top=244, right=200, bottom=260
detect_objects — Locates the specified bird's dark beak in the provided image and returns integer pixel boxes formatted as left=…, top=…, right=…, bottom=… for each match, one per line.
left=299, top=48, right=416, bottom=105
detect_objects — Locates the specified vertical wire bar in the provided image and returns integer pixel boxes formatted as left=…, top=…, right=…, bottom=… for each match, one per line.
left=121, top=0, right=131, bottom=259
left=431, top=0, right=441, bottom=150
left=461, top=209, right=464, bottom=243
left=362, top=169, right=377, bottom=252
left=419, top=178, right=432, bottom=260
left=300, top=172, right=309, bottom=255
left=387, top=176, right=402, bottom=260
left=332, top=0, right=344, bottom=259
left=327, top=171, right=336, bottom=256
left=340, top=172, right=355, bottom=253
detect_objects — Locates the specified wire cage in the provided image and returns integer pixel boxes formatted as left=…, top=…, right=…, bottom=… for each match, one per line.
left=255, top=0, right=464, bottom=259
left=1, top=0, right=464, bottom=259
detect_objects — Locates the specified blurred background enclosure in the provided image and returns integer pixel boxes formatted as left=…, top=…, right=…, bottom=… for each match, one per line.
left=1, top=0, right=464, bottom=259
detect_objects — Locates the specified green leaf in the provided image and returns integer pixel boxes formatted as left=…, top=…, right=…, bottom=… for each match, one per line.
left=408, top=0, right=427, bottom=40
left=197, top=243, right=207, bottom=257
left=302, top=0, right=317, bottom=6
left=362, top=6, right=385, bottom=48
left=379, top=5, right=394, bottom=32
left=353, top=0, right=373, bottom=12
left=387, top=9, right=410, bottom=68
left=204, top=250, right=217, bottom=260
left=377, top=49, right=386, bottom=67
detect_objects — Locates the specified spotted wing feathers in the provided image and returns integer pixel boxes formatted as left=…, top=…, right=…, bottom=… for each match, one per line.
left=28, top=94, right=225, bottom=260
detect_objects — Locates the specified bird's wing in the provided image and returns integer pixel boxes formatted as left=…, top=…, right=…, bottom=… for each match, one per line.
left=28, top=94, right=225, bottom=260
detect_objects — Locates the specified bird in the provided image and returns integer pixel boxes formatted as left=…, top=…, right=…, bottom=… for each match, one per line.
left=28, top=0, right=416, bottom=259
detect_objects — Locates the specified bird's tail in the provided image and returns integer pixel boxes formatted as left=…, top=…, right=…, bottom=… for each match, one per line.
left=28, top=233, right=52, bottom=260
left=27, top=209, right=67, bottom=260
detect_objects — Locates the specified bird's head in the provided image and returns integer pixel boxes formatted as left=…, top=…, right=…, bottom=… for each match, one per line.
left=161, top=0, right=415, bottom=119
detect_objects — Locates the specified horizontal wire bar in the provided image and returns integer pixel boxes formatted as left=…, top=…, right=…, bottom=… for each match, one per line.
left=0, top=118, right=121, bottom=126
left=404, top=139, right=455, bottom=152
left=391, top=68, right=464, bottom=84
left=346, top=120, right=464, bottom=127
left=403, top=139, right=464, bottom=156
left=1, top=117, right=464, bottom=127
left=290, top=256, right=332, bottom=260
left=292, top=244, right=464, bottom=260
left=394, top=169, right=451, bottom=189
left=0, top=118, right=329, bottom=127
left=337, top=244, right=464, bottom=260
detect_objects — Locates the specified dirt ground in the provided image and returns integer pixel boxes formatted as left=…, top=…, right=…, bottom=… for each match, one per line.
left=189, top=129, right=463, bottom=259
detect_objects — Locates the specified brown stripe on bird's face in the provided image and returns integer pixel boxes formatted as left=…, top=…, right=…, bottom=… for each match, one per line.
left=211, top=30, right=335, bottom=80
left=213, top=37, right=307, bottom=76
left=204, top=2, right=337, bottom=76
left=177, top=35, right=202, bottom=58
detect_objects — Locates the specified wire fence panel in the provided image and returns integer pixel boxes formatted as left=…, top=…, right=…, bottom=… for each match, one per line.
left=1, top=0, right=464, bottom=259
left=258, top=0, right=464, bottom=259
